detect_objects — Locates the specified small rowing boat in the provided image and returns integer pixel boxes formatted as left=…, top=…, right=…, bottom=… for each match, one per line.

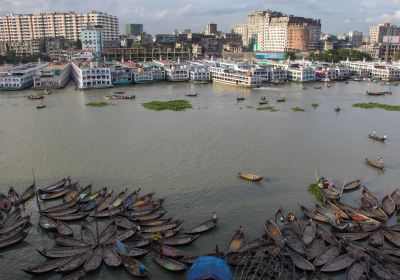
left=238, top=173, right=263, bottom=181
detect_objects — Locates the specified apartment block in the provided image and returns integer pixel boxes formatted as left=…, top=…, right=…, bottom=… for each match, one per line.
left=0, top=11, right=119, bottom=43
left=369, top=23, right=400, bottom=43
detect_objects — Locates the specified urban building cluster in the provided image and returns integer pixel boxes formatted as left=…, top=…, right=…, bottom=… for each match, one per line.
left=1, top=9, right=400, bottom=91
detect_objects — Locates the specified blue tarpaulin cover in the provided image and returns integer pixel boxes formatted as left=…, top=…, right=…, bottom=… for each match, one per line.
left=186, top=256, right=233, bottom=280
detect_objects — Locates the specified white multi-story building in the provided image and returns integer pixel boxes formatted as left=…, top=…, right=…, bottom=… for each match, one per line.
left=0, top=11, right=119, bottom=43
left=232, top=24, right=248, bottom=47
left=0, top=63, right=49, bottom=90
left=341, top=60, right=400, bottom=80
left=81, top=26, right=103, bottom=57
left=71, top=60, right=112, bottom=89
left=286, top=66, right=315, bottom=82
left=153, top=60, right=190, bottom=82
left=33, top=63, right=71, bottom=88
left=188, top=62, right=211, bottom=81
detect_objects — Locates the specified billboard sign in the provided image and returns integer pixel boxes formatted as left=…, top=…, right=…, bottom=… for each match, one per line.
left=255, top=53, right=286, bottom=60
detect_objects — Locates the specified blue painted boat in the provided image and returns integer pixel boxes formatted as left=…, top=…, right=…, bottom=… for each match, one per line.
left=186, top=256, right=233, bottom=280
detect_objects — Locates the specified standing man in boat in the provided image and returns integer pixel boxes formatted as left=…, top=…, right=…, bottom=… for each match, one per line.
left=379, top=157, right=384, bottom=167
left=239, top=225, right=244, bottom=235
left=384, top=134, right=387, bottom=140
left=212, top=211, right=217, bottom=223
left=373, top=130, right=376, bottom=136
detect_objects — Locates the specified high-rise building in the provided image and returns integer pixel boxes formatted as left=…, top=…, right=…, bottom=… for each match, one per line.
left=81, top=26, right=103, bottom=56
left=348, top=30, right=363, bottom=46
left=125, top=24, right=143, bottom=36
left=369, top=23, right=400, bottom=43
left=204, top=23, right=217, bottom=35
left=0, top=11, right=119, bottom=43
left=232, top=24, right=248, bottom=47
left=238, top=10, right=321, bottom=52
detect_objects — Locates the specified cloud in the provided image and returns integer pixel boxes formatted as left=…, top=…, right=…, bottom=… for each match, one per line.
left=366, top=9, right=400, bottom=23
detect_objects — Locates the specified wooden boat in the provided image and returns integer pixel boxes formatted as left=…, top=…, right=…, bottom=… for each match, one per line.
left=103, top=246, right=121, bottom=267
left=370, top=262, right=394, bottom=279
left=95, top=191, right=114, bottom=212
left=134, top=210, right=167, bottom=222
left=124, top=238, right=152, bottom=248
left=389, top=224, right=400, bottom=232
left=366, top=90, right=390, bottom=95
left=324, top=200, right=349, bottom=219
left=154, top=256, right=187, bottom=272
left=0, top=194, right=12, bottom=211
left=315, top=204, right=349, bottom=230
left=36, top=104, right=46, bottom=109
left=0, top=215, right=30, bottom=235
left=77, top=184, right=92, bottom=201
left=321, top=186, right=342, bottom=200
left=0, top=230, right=29, bottom=249
left=2, top=208, right=21, bottom=226
left=98, top=221, right=116, bottom=245
left=276, top=97, right=286, bottom=102
left=91, top=206, right=123, bottom=218
left=130, top=198, right=165, bottom=212
left=369, top=230, right=384, bottom=247
left=238, top=173, right=263, bottom=181
left=80, top=187, right=107, bottom=203
left=360, top=198, right=388, bottom=222
left=116, top=217, right=137, bottom=230
left=274, top=207, right=286, bottom=228
left=56, top=220, right=73, bottom=236
left=313, top=244, right=341, bottom=267
left=346, top=260, right=369, bottom=280
left=336, top=232, right=370, bottom=241
left=38, top=178, right=68, bottom=193
left=335, top=106, right=341, bottom=112
left=116, top=228, right=136, bottom=241
left=265, top=220, right=283, bottom=244
left=39, top=215, right=57, bottom=230
left=111, top=189, right=127, bottom=207
left=141, top=221, right=181, bottom=233
left=320, top=253, right=354, bottom=272
left=306, top=237, right=326, bottom=260
left=122, top=190, right=141, bottom=208
left=154, top=244, right=184, bottom=258
left=314, top=86, right=322, bottom=89
left=365, top=157, right=384, bottom=170
left=259, top=100, right=268, bottom=105
left=125, top=205, right=162, bottom=217
left=163, top=234, right=200, bottom=246
left=64, top=185, right=81, bottom=204
left=382, top=195, right=396, bottom=216
left=122, top=256, right=149, bottom=277
left=41, top=199, right=78, bottom=214
left=7, top=187, right=20, bottom=205
left=369, top=134, right=386, bottom=141
left=21, top=183, right=35, bottom=202
left=37, top=246, right=91, bottom=259
left=383, top=229, right=400, bottom=247
left=237, top=96, right=245, bottom=101
left=236, top=234, right=271, bottom=254
left=357, top=221, right=381, bottom=232
left=25, top=94, right=44, bottom=100
left=185, top=93, right=198, bottom=97
left=334, top=201, right=381, bottom=221
left=129, top=192, right=155, bottom=208
left=139, top=217, right=172, bottom=227
left=84, top=246, right=103, bottom=272
left=287, top=212, right=302, bottom=237
left=283, top=229, right=305, bottom=255
left=56, top=251, right=91, bottom=273
left=49, top=211, right=90, bottom=222
left=116, top=241, right=148, bottom=257
left=39, top=183, right=74, bottom=200
left=183, top=218, right=216, bottom=234
left=343, top=179, right=361, bottom=191
left=46, top=206, right=80, bottom=217
left=55, top=235, right=90, bottom=247
left=391, top=189, right=400, bottom=208
left=22, top=255, right=77, bottom=274
left=227, top=229, right=245, bottom=252
left=299, top=205, right=329, bottom=223
left=138, top=228, right=180, bottom=240
left=80, top=225, right=96, bottom=247
left=316, top=224, right=337, bottom=245
left=303, top=219, right=316, bottom=246
left=288, top=249, right=315, bottom=271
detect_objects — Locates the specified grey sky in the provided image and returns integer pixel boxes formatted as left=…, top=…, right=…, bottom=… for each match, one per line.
left=1, top=0, right=400, bottom=35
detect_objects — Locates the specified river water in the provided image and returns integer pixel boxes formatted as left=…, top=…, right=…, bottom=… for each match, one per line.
left=0, top=80, right=399, bottom=279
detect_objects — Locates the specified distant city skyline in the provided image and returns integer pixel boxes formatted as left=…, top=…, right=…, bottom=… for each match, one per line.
left=0, top=0, right=400, bottom=35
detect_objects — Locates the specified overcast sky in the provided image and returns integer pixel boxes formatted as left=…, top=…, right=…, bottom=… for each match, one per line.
left=1, top=0, right=400, bottom=35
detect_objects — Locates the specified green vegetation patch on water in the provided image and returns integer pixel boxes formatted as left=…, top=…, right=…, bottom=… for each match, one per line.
left=257, top=106, right=279, bottom=112
left=292, top=106, right=305, bottom=112
left=311, top=103, right=319, bottom=109
left=86, top=101, right=108, bottom=107
left=352, top=102, right=400, bottom=111
left=308, top=183, right=325, bottom=202
left=142, top=100, right=192, bottom=111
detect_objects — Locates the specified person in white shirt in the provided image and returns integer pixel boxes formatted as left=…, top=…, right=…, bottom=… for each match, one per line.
left=383, top=134, right=387, bottom=139
left=212, top=212, right=217, bottom=223
left=373, top=130, right=376, bottom=136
